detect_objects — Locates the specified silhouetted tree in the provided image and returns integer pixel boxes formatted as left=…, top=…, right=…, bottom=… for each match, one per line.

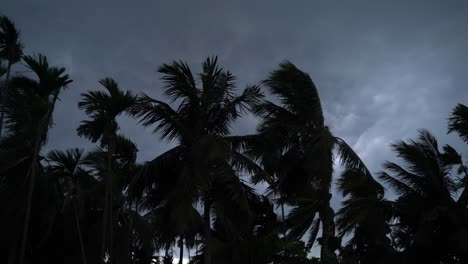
left=379, top=130, right=468, bottom=264
left=130, top=57, right=264, bottom=264
left=241, top=62, right=371, bottom=260
left=0, top=15, right=23, bottom=137
left=77, top=78, right=135, bottom=263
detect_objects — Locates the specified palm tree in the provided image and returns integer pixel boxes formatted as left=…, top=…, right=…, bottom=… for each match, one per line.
left=241, top=62, right=369, bottom=259
left=379, top=130, right=468, bottom=263
left=0, top=15, right=24, bottom=137
left=0, top=54, right=72, bottom=264
left=336, top=162, right=395, bottom=264
left=130, top=57, right=264, bottom=264
left=447, top=104, right=468, bottom=205
left=77, top=78, right=135, bottom=263
left=46, top=148, right=89, bottom=264
left=79, top=135, right=155, bottom=264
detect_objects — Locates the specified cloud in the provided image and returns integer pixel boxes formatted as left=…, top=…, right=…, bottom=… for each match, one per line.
left=3, top=0, right=468, bottom=222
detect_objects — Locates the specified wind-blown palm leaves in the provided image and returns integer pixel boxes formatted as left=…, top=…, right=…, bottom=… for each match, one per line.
left=336, top=159, right=395, bottom=264
left=447, top=104, right=468, bottom=207
left=0, top=15, right=24, bottom=137
left=0, top=16, right=23, bottom=66
left=448, top=104, right=468, bottom=144
left=130, top=57, right=264, bottom=264
left=379, top=130, right=468, bottom=263
left=77, top=77, right=136, bottom=263
left=241, top=62, right=372, bottom=259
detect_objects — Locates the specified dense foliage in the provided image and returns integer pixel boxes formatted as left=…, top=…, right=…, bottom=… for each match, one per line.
left=1, top=15, right=467, bottom=264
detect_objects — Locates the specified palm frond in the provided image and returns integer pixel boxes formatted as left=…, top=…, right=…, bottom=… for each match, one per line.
left=78, top=90, right=112, bottom=115
left=131, top=94, right=187, bottom=142
left=286, top=197, right=321, bottom=240
left=448, top=104, right=468, bottom=144
left=46, top=148, right=84, bottom=176
left=306, top=218, right=321, bottom=249
left=77, top=78, right=134, bottom=144
left=230, top=151, right=272, bottom=184
left=0, top=15, right=24, bottom=63
left=113, top=134, right=138, bottom=164
left=336, top=196, right=394, bottom=237
left=128, top=146, right=184, bottom=204
left=8, top=75, right=39, bottom=94
left=200, top=56, right=234, bottom=105
left=206, top=84, right=263, bottom=135
left=440, top=144, right=462, bottom=167
left=262, top=61, right=324, bottom=128
left=335, top=137, right=372, bottom=179
left=337, top=167, right=384, bottom=199
left=382, top=162, right=425, bottom=194
left=77, top=113, right=109, bottom=143
left=378, top=171, right=416, bottom=197
left=23, top=54, right=72, bottom=95
left=158, top=60, right=198, bottom=103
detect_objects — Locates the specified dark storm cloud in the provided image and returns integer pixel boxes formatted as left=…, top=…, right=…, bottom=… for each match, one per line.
left=3, top=0, right=468, bottom=186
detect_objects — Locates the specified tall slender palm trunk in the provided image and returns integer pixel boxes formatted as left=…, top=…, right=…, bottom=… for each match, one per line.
left=101, top=137, right=115, bottom=263
left=19, top=91, right=61, bottom=264
left=319, top=201, right=336, bottom=260
left=280, top=194, right=286, bottom=237
left=100, top=183, right=109, bottom=262
left=73, top=198, right=88, bottom=264
left=178, top=237, right=184, bottom=264
left=203, top=201, right=212, bottom=264
left=458, top=163, right=468, bottom=204
left=128, top=201, right=134, bottom=264
left=108, top=142, right=115, bottom=262
left=0, top=61, right=12, bottom=138
left=18, top=133, right=41, bottom=264
left=187, top=243, right=191, bottom=263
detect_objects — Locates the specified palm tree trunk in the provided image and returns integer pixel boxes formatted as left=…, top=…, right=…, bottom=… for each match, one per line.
left=73, top=199, right=88, bottom=264
left=187, top=243, right=191, bottom=263
left=100, top=184, right=109, bottom=263
left=128, top=201, right=134, bottom=264
left=280, top=194, right=286, bottom=237
left=19, top=89, right=65, bottom=264
left=18, top=139, right=40, bottom=264
left=458, top=163, right=468, bottom=205
left=0, top=61, right=12, bottom=138
left=178, top=237, right=184, bottom=264
left=19, top=89, right=62, bottom=264
left=101, top=137, right=115, bottom=263
left=203, top=200, right=212, bottom=264
left=108, top=141, right=115, bottom=262
left=319, top=202, right=336, bottom=260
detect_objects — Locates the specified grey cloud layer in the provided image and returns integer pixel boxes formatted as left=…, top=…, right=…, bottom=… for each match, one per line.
left=3, top=0, right=468, bottom=180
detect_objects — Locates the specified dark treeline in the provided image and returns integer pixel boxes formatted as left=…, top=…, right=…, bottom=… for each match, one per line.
left=1, top=15, right=467, bottom=264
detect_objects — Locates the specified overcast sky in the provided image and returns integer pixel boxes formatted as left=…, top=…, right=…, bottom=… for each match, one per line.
left=4, top=0, right=468, bottom=258
left=4, top=0, right=468, bottom=183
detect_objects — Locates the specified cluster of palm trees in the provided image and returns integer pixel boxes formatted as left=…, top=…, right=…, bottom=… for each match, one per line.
left=1, top=15, right=467, bottom=264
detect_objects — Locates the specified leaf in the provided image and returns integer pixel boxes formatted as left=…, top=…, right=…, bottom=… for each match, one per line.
left=448, top=104, right=468, bottom=144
